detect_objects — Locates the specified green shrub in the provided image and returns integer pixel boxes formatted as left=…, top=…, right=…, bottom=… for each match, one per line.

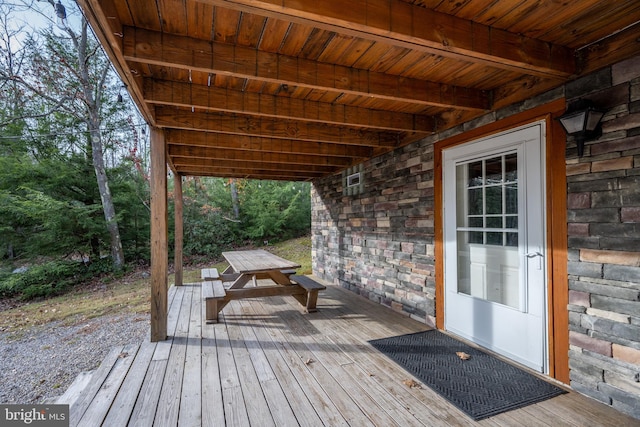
left=0, top=260, right=85, bottom=300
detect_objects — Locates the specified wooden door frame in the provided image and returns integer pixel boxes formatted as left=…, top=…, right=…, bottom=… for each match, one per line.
left=434, top=99, right=569, bottom=383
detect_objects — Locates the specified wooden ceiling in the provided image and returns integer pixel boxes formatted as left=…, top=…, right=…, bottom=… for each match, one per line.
left=78, top=0, right=640, bottom=181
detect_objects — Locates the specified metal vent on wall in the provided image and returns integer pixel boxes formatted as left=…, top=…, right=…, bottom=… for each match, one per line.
left=343, top=164, right=364, bottom=196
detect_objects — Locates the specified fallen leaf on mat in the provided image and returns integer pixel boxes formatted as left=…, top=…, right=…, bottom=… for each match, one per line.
left=456, top=351, right=471, bottom=360
left=118, top=352, right=129, bottom=359
left=304, top=358, right=313, bottom=365
left=402, top=379, right=422, bottom=389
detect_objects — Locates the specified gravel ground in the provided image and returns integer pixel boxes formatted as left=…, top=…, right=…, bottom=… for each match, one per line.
left=0, top=312, right=150, bottom=404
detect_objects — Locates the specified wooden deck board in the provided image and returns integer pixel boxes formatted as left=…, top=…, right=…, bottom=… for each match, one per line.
left=237, top=299, right=326, bottom=427
left=225, top=303, right=276, bottom=427
left=179, top=284, right=203, bottom=427
left=59, top=280, right=639, bottom=426
left=77, top=343, right=140, bottom=427
left=102, top=341, right=157, bottom=427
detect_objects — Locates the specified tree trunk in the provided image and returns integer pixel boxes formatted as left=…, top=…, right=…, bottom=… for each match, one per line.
left=73, top=18, right=124, bottom=270
left=230, top=179, right=240, bottom=219
left=89, top=116, right=124, bottom=268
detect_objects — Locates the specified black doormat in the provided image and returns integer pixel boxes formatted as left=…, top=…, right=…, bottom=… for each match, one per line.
left=369, top=330, right=566, bottom=421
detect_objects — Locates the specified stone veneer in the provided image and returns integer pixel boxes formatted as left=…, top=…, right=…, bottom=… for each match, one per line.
left=564, top=55, right=640, bottom=418
left=311, top=54, right=640, bottom=419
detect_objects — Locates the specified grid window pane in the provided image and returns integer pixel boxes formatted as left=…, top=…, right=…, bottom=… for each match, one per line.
left=469, top=217, right=483, bottom=227
left=485, top=186, right=503, bottom=214
left=468, top=161, right=483, bottom=186
left=505, top=153, right=517, bottom=182
left=486, top=216, right=502, bottom=228
left=458, top=152, right=519, bottom=250
left=485, top=156, right=503, bottom=184
left=468, top=188, right=483, bottom=215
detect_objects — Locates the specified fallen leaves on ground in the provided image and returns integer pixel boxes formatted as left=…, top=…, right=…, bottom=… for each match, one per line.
left=402, top=379, right=422, bottom=389
left=304, top=358, right=313, bottom=365
left=456, top=351, right=471, bottom=360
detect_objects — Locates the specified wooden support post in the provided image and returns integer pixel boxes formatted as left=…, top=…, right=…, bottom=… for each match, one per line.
left=174, top=173, right=183, bottom=287
left=150, top=127, right=168, bottom=342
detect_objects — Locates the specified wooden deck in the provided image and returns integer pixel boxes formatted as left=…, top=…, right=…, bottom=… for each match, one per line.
left=58, top=280, right=637, bottom=427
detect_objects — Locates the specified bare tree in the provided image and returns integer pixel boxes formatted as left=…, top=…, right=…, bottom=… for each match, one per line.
left=2, top=0, right=126, bottom=268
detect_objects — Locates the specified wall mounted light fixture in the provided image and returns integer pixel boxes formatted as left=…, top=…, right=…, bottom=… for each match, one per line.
left=557, top=99, right=606, bottom=157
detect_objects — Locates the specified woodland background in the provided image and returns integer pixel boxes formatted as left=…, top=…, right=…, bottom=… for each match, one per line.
left=0, top=0, right=311, bottom=300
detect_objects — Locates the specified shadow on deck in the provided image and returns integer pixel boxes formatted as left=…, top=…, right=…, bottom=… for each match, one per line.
left=58, top=280, right=637, bottom=426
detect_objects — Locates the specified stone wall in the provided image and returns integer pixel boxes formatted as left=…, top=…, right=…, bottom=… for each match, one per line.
left=311, top=136, right=438, bottom=325
left=311, top=54, right=640, bottom=418
left=564, top=55, right=640, bottom=418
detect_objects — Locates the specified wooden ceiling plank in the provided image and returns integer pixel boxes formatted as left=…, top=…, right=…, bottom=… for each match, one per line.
left=186, top=1, right=214, bottom=40
left=547, top=3, right=640, bottom=48
left=157, top=0, right=187, bottom=35
left=336, top=38, right=375, bottom=67
left=279, top=22, right=313, bottom=56
left=197, top=0, right=575, bottom=78
left=237, top=12, right=267, bottom=48
left=165, top=129, right=374, bottom=158
left=576, top=22, right=640, bottom=75
left=168, top=144, right=354, bottom=167
left=154, top=106, right=398, bottom=147
left=143, top=78, right=435, bottom=132
left=258, top=18, right=290, bottom=52
left=126, top=0, right=161, bottom=30
left=300, top=28, right=335, bottom=60
left=213, top=6, right=240, bottom=43
left=317, top=33, right=357, bottom=64
left=351, top=41, right=396, bottom=69
left=124, top=27, right=489, bottom=110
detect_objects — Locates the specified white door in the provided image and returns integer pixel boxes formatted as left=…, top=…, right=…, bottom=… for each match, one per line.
left=443, top=122, right=547, bottom=372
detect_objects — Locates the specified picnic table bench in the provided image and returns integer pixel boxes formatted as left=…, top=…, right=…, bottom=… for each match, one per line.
left=200, top=251, right=326, bottom=323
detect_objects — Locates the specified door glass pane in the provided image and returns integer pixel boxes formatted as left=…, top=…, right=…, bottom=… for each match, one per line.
left=505, top=153, right=517, bottom=182
left=455, top=153, right=520, bottom=309
left=468, top=188, right=483, bottom=215
left=485, top=156, right=502, bottom=184
left=506, top=184, right=518, bottom=214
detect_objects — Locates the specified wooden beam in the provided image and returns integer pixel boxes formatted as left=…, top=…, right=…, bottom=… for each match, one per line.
left=175, top=166, right=328, bottom=180
left=167, top=144, right=355, bottom=167
left=144, top=79, right=435, bottom=133
left=124, top=27, right=489, bottom=110
left=150, top=127, right=168, bottom=342
left=171, top=156, right=339, bottom=174
left=577, top=22, right=640, bottom=75
left=197, top=0, right=574, bottom=79
left=165, top=129, right=375, bottom=158
left=154, top=106, right=399, bottom=147
left=173, top=173, right=183, bottom=287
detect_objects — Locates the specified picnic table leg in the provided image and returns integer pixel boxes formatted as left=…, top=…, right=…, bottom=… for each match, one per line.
left=229, top=274, right=252, bottom=289
left=205, top=299, right=220, bottom=323
left=305, top=290, right=319, bottom=312
left=266, top=270, right=293, bottom=285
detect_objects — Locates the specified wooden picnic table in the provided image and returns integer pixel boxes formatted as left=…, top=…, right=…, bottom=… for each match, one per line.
left=203, top=249, right=325, bottom=323
left=222, top=249, right=300, bottom=288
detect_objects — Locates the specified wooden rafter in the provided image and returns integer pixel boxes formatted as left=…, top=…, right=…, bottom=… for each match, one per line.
left=171, top=156, right=340, bottom=174
left=175, top=166, right=326, bottom=180
left=124, top=27, right=490, bottom=110
left=164, top=129, right=375, bottom=158
left=167, top=144, right=355, bottom=167
left=144, top=79, right=435, bottom=132
left=154, top=107, right=400, bottom=147
left=197, top=0, right=575, bottom=78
